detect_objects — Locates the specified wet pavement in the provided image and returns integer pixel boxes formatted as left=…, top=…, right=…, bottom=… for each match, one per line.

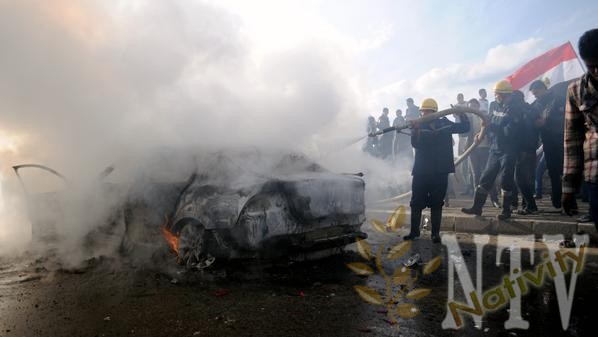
left=1, top=201, right=597, bottom=337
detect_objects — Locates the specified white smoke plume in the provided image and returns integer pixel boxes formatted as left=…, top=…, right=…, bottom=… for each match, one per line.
left=0, top=0, right=409, bottom=261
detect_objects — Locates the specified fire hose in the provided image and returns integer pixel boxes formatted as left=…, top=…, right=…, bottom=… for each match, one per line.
left=369, top=106, right=489, bottom=204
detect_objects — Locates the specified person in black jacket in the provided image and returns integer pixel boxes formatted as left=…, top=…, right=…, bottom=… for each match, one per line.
left=530, top=79, right=566, bottom=209
left=462, top=80, right=523, bottom=220
left=511, top=90, right=541, bottom=214
left=403, top=98, right=470, bottom=243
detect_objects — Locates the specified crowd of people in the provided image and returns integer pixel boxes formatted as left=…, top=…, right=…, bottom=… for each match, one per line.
left=364, top=28, right=598, bottom=243
left=363, top=98, right=419, bottom=161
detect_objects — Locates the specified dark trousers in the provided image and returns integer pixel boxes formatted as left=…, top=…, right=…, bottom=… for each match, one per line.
left=587, top=182, right=598, bottom=232
left=479, top=151, right=516, bottom=193
left=409, top=174, right=448, bottom=237
left=470, top=147, right=500, bottom=201
left=542, top=132, right=564, bottom=208
left=469, top=147, right=489, bottom=187
left=515, top=151, right=536, bottom=209
left=535, top=152, right=546, bottom=196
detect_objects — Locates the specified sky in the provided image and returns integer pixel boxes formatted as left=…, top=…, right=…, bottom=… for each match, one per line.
left=208, top=0, right=598, bottom=112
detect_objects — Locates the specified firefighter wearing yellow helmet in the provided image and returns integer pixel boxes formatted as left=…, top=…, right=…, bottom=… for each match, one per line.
left=420, top=98, right=439, bottom=112
left=404, top=98, right=470, bottom=243
left=462, top=79, right=524, bottom=220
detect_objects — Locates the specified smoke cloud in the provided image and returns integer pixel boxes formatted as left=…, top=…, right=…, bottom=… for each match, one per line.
left=0, top=0, right=408, bottom=262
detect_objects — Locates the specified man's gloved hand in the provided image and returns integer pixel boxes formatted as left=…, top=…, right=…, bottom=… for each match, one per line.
left=562, top=193, right=578, bottom=216
left=474, top=132, right=482, bottom=144
left=408, top=120, right=419, bottom=130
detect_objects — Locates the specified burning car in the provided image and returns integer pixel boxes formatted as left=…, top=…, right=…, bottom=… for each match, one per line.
left=15, top=150, right=367, bottom=267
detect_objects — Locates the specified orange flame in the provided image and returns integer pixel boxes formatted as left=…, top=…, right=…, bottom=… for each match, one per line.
left=161, top=225, right=180, bottom=255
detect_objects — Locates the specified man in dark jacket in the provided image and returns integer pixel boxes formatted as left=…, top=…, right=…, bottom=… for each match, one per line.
left=462, top=80, right=522, bottom=220
left=404, top=98, right=470, bottom=243
left=511, top=90, right=541, bottom=214
left=530, top=79, right=566, bottom=209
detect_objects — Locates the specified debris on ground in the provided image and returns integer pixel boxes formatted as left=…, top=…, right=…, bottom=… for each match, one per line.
left=382, top=318, right=396, bottom=326
left=559, top=240, right=576, bottom=248
left=214, top=289, right=231, bottom=297
left=403, top=253, right=421, bottom=267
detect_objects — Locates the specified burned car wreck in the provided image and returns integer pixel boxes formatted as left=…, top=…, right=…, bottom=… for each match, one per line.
left=15, top=150, right=367, bottom=268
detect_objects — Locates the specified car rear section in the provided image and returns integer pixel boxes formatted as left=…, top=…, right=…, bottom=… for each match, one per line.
left=232, top=173, right=366, bottom=257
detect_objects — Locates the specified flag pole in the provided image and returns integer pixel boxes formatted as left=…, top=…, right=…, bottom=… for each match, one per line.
left=569, top=40, right=587, bottom=73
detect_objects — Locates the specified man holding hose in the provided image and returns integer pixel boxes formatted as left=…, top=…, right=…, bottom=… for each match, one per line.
left=461, top=80, right=523, bottom=220
left=403, top=98, right=470, bottom=243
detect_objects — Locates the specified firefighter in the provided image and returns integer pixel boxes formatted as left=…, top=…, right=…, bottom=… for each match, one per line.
left=404, top=98, right=470, bottom=243
left=461, top=80, right=522, bottom=220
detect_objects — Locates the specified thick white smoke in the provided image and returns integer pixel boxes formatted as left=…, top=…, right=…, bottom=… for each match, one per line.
left=0, top=0, right=409, bottom=261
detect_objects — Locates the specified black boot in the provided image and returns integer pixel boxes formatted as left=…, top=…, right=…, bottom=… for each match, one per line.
left=518, top=196, right=537, bottom=214
left=430, top=207, right=442, bottom=243
left=497, top=190, right=512, bottom=220
left=461, top=187, right=488, bottom=216
left=404, top=208, right=422, bottom=240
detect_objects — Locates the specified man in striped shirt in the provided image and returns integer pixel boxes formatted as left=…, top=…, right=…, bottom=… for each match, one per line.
left=562, top=29, right=598, bottom=233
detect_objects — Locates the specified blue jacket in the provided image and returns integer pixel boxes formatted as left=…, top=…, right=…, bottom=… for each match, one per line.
left=486, top=102, right=523, bottom=155
left=411, top=115, right=470, bottom=176
left=512, top=100, right=540, bottom=153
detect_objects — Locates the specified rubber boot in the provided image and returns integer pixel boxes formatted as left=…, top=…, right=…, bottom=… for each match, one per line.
left=497, top=190, right=512, bottom=221
left=461, top=187, right=488, bottom=216
left=430, top=207, right=442, bottom=243
left=404, top=208, right=422, bottom=240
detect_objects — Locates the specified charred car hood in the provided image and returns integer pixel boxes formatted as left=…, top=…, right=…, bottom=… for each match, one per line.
left=171, top=172, right=365, bottom=230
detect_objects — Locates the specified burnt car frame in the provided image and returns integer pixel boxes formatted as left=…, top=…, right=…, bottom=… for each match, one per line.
left=14, top=151, right=367, bottom=266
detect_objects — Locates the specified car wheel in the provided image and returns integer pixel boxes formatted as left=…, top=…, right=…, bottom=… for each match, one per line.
left=174, top=218, right=213, bottom=269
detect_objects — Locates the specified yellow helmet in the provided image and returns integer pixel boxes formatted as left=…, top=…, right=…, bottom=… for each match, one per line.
left=420, top=98, right=438, bottom=112
left=494, top=79, right=513, bottom=94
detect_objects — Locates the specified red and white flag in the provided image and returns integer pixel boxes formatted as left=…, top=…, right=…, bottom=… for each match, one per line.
left=506, top=42, right=585, bottom=100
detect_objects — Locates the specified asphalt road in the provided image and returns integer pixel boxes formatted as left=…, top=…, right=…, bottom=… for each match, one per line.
left=1, top=220, right=597, bottom=337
